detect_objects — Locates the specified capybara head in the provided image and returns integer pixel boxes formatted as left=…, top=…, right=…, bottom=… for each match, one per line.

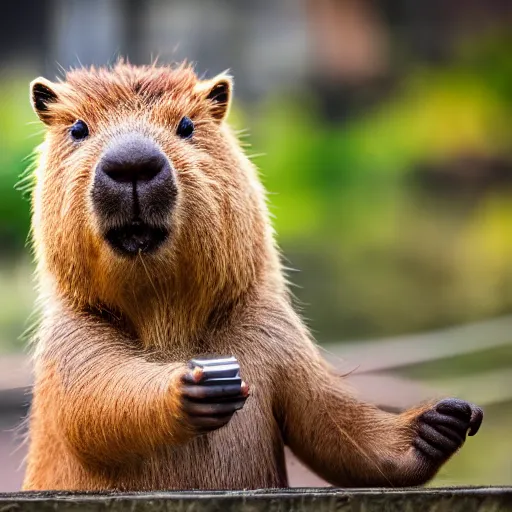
left=29, top=61, right=276, bottom=313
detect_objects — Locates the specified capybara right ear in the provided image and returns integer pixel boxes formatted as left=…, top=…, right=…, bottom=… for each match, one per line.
left=195, top=73, right=233, bottom=123
left=30, top=77, right=59, bottom=125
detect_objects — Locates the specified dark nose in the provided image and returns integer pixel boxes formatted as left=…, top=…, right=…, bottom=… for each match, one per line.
left=92, top=133, right=177, bottom=227
left=99, top=135, right=168, bottom=184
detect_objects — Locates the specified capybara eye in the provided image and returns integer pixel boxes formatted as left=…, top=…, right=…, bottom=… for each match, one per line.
left=70, top=120, right=89, bottom=141
left=176, top=116, right=194, bottom=139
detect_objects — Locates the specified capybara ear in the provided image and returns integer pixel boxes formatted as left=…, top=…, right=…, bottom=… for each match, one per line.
left=30, top=77, right=59, bottom=125
left=196, top=73, right=233, bottom=122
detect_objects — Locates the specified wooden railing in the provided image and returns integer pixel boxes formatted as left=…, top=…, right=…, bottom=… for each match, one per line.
left=1, top=487, right=511, bottom=511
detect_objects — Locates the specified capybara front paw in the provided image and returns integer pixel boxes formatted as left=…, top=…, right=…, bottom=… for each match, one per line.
left=413, top=398, right=483, bottom=461
left=180, top=356, right=249, bottom=434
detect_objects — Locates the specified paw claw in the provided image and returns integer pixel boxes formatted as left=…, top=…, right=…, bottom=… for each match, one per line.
left=468, top=406, right=484, bottom=436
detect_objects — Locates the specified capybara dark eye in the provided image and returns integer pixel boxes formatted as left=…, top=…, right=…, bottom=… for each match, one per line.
left=177, top=116, right=194, bottom=139
left=70, top=120, right=89, bottom=141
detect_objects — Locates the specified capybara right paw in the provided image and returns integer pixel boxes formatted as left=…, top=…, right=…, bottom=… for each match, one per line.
left=413, top=398, right=483, bottom=462
left=180, top=356, right=249, bottom=434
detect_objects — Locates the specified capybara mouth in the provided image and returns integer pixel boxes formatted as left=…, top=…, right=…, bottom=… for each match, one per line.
left=105, top=220, right=168, bottom=256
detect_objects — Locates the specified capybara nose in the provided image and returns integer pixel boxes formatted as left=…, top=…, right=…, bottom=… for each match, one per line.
left=92, top=133, right=177, bottom=226
left=98, top=134, right=168, bottom=184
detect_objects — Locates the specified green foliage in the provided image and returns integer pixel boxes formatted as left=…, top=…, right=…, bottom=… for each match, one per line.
left=228, top=33, right=512, bottom=340
left=243, top=67, right=511, bottom=241
left=0, top=76, right=42, bottom=252
left=1, top=33, right=512, bottom=342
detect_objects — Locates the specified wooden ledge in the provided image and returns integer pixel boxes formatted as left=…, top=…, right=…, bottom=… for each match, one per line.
left=0, top=487, right=511, bottom=511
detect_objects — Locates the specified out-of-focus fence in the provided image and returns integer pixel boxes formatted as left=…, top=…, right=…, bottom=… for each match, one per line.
left=325, top=315, right=512, bottom=410
left=1, top=316, right=511, bottom=490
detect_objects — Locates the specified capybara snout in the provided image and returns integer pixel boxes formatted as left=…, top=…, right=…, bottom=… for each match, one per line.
left=92, top=132, right=177, bottom=255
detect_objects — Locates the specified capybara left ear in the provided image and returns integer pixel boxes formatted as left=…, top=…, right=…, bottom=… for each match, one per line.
left=30, top=77, right=59, bottom=125
left=197, top=74, right=233, bottom=122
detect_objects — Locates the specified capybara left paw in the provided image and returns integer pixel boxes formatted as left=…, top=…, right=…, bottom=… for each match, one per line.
left=180, top=356, right=249, bottom=434
left=413, top=398, right=483, bottom=461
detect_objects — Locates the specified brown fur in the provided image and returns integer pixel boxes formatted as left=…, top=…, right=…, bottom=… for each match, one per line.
left=23, top=61, right=461, bottom=490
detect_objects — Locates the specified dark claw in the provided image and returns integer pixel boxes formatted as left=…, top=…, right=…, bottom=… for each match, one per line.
left=468, top=406, right=483, bottom=436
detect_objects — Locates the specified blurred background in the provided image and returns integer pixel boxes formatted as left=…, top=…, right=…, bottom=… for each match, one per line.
left=0, top=0, right=511, bottom=491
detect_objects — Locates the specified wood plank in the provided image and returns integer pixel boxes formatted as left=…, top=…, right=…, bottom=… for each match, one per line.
left=0, top=487, right=510, bottom=511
